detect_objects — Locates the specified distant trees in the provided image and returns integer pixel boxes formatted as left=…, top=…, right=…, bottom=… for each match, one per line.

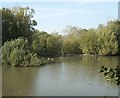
left=32, top=31, right=48, bottom=56
left=2, top=7, right=120, bottom=66
left=97, top=23, right=118, bottom=55
left=80, top=29, right=99, bottom=55
left=62, top=26, right=82, bottom=54
left=32, top=31, right=62, bottom=56
left=46, top=33, right=62, bottom=56
left=62, top=35, right=81, bottom=55
left=63, top=21, right=120, bottom=56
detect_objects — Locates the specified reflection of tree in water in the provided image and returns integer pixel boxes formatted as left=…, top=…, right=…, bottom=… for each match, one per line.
left=99, top=56, right=118, bottom=68
left=3, top=67, right=40, bottom=96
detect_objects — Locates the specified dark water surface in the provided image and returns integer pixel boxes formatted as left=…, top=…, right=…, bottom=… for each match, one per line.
left=3, top=56, right=119, bottom=96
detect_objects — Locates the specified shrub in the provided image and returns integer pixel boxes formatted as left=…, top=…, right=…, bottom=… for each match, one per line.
left=22, top=52, right=42, bottom=67
left=9, top=48, right=25, bottom=66
left=2, top=37, right=28, bottom=64
left=2, top=37, right=42, bottom=66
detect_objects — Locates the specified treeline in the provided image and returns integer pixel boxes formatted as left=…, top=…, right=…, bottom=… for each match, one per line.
left=1, top=7, right=120, bottom=66
left=63, top=23, right=120, bottom=56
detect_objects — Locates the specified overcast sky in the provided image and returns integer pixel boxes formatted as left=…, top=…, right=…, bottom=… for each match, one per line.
left=2, top=1, right=119, bottom=34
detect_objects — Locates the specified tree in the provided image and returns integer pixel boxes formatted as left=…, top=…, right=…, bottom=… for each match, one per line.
left=97, top=22, right=118, bottom=55
left=107, top=20, right=120, bottom=55
left=32, top=31, right=48, bottom=56
left=46, top=33, right=62, bottom=56
left=62, top=35, right=81, bottom=54
left=2, top=7, right=37, bottom=44
left=80, top=29, right=99, bottom=54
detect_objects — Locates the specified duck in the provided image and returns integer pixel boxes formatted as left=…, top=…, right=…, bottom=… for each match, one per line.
left=48, top=58, right=50, bottom=60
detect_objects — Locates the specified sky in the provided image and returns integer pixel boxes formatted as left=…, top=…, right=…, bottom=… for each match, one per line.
left=2, top=1, right=119, bottom=34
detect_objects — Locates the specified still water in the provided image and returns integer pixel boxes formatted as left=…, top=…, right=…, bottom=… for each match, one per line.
left=3, top=56, right=119, bottom=96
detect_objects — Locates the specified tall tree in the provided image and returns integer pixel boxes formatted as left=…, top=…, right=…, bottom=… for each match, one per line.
left=2, top=7, right=37, bottom=44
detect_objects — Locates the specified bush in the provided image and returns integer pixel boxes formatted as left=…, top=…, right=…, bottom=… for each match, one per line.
left=9, top=48, right=25, bottom=66
left=2, top=37, right=42, bottom=66
left=99, top=65, right=120, bottom=85
left=22, top=52, right=43, bottom=67
left=2, top=37, right=28, bottom=64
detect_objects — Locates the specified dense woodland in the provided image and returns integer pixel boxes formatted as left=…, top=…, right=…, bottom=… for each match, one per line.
left=1, top=7, right=120, bottom=66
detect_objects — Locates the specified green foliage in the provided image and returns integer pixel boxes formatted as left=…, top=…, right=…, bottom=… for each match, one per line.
left=80, top=29, right=99, bottom=54
left=62, top=36, right=81, bottom=54
left=2, top=7, right=37, bottom=44
left=63, top=20, right=120, bottom=56
left=2, top=37, right=42, bottom=66
left=21, top=52, right=43, bottom=67
left=2, top=37, right=28, bottom=64
left=32, top=31, right=48, bottom=56
left=99, top=65, right=120, bottom=85
left=1, top=6, right=120, bottom=60
left=108, top=21, right=120, bottom=54
left=46, top=33, right=62, bottom=56
left=63, top=26, right=82, bottom=54
left=9, top=48, right=25, bottom=66
left=97, top=22, right=118, bottom=55
left=32, top=31, right=62, bottom=56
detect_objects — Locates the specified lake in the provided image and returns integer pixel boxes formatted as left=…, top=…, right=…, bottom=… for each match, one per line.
left=2, top=56, right=119, bottom=96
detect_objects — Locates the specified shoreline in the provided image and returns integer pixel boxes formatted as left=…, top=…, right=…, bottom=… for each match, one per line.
left=3, top=54, right=120, bottom=67
left=42, top=54, right=120, bottom=58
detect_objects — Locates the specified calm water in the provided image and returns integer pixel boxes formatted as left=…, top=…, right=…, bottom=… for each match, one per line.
left=2, top=56, right=119, bottom=96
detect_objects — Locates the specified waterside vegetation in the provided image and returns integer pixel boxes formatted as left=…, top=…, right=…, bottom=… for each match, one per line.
left=1, top=7, right=120, bottom=67
left=99, top=66, right=120, bottom=85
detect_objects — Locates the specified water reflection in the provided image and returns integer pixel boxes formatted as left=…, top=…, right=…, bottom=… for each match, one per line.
left=3, top=56, right=119, bottom=96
